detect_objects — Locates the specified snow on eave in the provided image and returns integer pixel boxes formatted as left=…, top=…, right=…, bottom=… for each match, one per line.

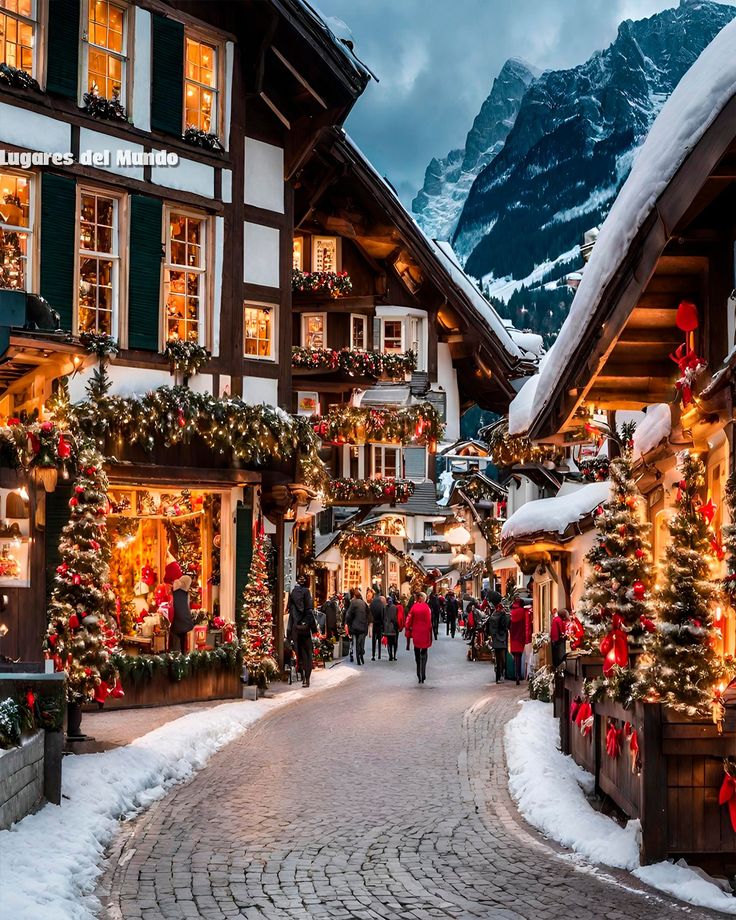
left=289, top=1, right=373, bottom=84
left=501, top=480, right=610, bottom=543
left=525, top=16, right=736, bottom=436
left=508, top=358, right=545, bottom=436
left=632, top=403, right=672, bottom=459
left=339, top=134, right=527, bottom=364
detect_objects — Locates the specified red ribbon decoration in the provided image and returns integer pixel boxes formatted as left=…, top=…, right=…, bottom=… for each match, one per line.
left=570, top=698, right=581, bottom=723
left=676, top=300, right=699, bottom=332
left=600, top=614, right=628, bottom=677
left=697, top=497, right=717, bottom=525
left=629, top=729, right=641, bottom=773
left=575, top=701, right=594, bottom=737
left=669, top=343, right=705, bottom=406
left=567, top=615, right=585, bottom=651
left=719, top=771, right=736, bottom=833
left=605, top=721, right=623, bottom=759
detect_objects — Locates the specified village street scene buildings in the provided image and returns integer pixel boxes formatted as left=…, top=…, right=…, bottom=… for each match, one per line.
left=0, top=1, right=736, bottom=918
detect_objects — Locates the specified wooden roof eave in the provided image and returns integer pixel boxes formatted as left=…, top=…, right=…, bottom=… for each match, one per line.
left=500, top=512, right=598, bottom=558
left=529, top=91, right=736, bottom=441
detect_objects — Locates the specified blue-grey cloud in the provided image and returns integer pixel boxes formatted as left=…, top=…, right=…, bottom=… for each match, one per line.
left=315, top=0, right=736, bottom=205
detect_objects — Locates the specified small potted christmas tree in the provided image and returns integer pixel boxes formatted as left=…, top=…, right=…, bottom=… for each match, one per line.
left=239, top=530, right=277, bottom=692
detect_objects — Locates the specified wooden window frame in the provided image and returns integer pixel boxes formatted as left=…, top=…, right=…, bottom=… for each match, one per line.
left=74, top=183, right=127, bottom=338
left=0, top=0, right=39, bottom=79
left=183, top=26, right=225, bottom=140
left=79, top=0, right=132, bottom=107
left=380, top=317, right=405, bottom=354
left=301, top=311, right=327, bottom=349
left=162, top=204, right=213, bottom=350
left=350, top=313, right=368, bottom=351
left=371, top=443, right=401, bottom=480
left=243, top=300, right=276, bottom=362
left=311, top=235, right=340, bottom=273
left=0, top=167, right=37, bottom=294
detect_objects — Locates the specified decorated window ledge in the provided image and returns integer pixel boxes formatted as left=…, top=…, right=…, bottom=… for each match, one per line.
left=182, top=127, right=224, bottom=152
left=312, top=402, right=443, bottom=447
left=291, top=269, right=352, bottom=298
left=0, top=63, right=41, bottom=92
left=81, top=89, right=128, bottom=123
left=292, top=346, right=416, bottom=379
left=326, top=478, right=415, bottom=505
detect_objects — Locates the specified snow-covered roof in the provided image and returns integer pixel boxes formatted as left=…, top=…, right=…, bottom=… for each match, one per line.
left=501, top=480, right=610, bottom=543
left=506, top=326, right=545, bottom=359
left=295, top=1, right=373, bottom=81
left=508, top=365, right=542, bottom=436
left=518, top=16, right=736, bottom=435
left=632, top=403, right=672, bottom=459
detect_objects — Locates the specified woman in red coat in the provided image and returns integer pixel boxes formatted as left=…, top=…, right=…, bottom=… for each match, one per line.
left=405, top=592, right=433, bottom=684
left=509, top=598, right=529, bottom=686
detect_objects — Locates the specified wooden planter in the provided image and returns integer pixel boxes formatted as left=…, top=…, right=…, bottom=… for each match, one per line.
left=98, top=666, right=242, bottom=710
left=556, top=660, right=736, bottom=871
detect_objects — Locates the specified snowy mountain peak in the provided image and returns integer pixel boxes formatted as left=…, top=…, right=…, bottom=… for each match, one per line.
left=411, top=56, right=538, bottom=241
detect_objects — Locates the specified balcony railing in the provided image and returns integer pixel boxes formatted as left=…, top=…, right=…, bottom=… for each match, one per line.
left=291, top=269, right=352, bottom=298
left=292, top=346, right=416, bottom=379
left=311, top=402, right=444, bottom=446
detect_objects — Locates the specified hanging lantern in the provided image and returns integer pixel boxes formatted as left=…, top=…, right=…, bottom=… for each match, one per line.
left=676, top=300, right=699, bottom=332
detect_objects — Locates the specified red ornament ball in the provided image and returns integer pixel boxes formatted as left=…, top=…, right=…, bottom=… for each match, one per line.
left=632, top=580, right=645, bottom=600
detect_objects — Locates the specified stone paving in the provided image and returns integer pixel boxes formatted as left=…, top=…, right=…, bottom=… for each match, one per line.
left=98, top=636, right=724, bottom=920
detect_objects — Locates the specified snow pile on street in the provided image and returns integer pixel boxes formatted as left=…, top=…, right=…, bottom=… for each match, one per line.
left=505, top=701, right=736, bottom=915
left=632, top=403, right=671, bottom=459
left=0, top=666, right=355, bottom=920
left=518, top=16, right=736, bottom=433
left=501, top=480, right=610, bottom=542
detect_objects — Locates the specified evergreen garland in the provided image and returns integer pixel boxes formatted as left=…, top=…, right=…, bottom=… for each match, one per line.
left=721, top=471, right=736, bottom=601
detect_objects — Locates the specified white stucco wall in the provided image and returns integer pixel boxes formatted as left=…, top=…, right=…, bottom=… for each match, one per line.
left=244, top=222, right=280, bottom=287
left=241, top=375, right=278, bottom=406
left=245, top=137, right=284, bottom=213
left=151, top=156, right=214, bottom=197
left=0, top=103, right=70, bottom=153
left=212, top=216, right=224, bottom=357
left=131, top=8, right=152, bottom=131
left=436, top=342, right=460, bottom=442
left=79, top=128, right=145, bottom=180
left=68, top=364, right=173, bottom=402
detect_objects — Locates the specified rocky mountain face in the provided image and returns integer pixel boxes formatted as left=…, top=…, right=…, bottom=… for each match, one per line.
left=413, top=0, right=736, bottom=341
left=411, top=57, right=538, bottom=241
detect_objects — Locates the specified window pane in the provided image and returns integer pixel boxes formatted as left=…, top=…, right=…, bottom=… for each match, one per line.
left=165, top=213, right=206, bottom=344
left=313, top=237, right=336, bottom=272
left=0, top=3, right=35, bottom=77
left=0, top=171, right=31, bottom=290
left=184, top=36, right=218, bottom=133
left=352, top=316, right=365, bottom=350
left=244, top=305, right=273, bottom=358
left=77, top=192, right=117, bottom=334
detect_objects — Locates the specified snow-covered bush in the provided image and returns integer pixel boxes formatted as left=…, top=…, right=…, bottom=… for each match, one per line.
left=529, top=665, right=554, bottom=702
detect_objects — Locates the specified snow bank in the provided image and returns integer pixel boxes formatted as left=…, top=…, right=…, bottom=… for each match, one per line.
left=0, top=666, right=355, bottom=920
left=501, top=480, right=610, bottom=542
left=525, top=16, right=736, bottom=434
left=505, top=701, right=736, bottom=915
left=632, top=403, right=671, bottom=459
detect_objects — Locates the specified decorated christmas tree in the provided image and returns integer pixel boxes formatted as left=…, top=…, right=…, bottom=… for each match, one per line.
left=43, top=445, right=120, bottom=705
left=578, top=451, right=654, bottom=644
left=641, top=452, right=724, bottom=715
left=721, top=472, right=736, bottom=602
left=240, top=530, right=277, bottom=687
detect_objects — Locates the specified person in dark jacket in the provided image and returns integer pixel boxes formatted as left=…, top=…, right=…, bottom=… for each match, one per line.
left=383, top=597, right=399, bottom=660
left=445, top=591, right=459, bottom=638
left=509, top=597, right=532, bottom=685
left=428, top=590, right=441, bottom=640
left=346, top=589, right=370, bottom=665
left=370, top=593, right=386, bottom=660
left=169, top=565, right=195, bottom=652
left=287, top=575, right=316, bottom=687
left=321, top=595, right=340, bottom=639
left=550, top=608, right=569, bottom=670
left=488, top=604, right=509, bottom=684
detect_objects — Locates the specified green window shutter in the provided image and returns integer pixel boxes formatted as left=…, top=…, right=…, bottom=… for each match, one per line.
left=151, top=14, right=184, bottom=136
left=45, top=487, right=72, bottom=598
left=234, top=505, right=253, bottom=635
left=128, top=195, right=163, bottom=350
left=40, top=173, right=76, bottom=330
left=46, top=0, right=80, bottom=99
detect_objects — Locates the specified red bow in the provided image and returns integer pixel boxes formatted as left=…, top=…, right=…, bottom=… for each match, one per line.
left=567, top=615, right=585, bottom=650
left=639, top=616, right=656, bottom=634
left=575, top=701, right=594, bottom=737
left=711, top=533, right=726, bottom=561
left=669, top=343, right=705, bottom=406
left=719, top=771, right=736, bottom=833
left=600, top=614, right=628, bottom=676
left=605, top=722, right=623, bottom=759
left=698, top=497, right=717, bottom=525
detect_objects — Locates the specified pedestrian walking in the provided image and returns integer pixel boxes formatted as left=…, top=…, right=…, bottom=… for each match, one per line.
left=383, top=595, right=399, bottom=660
left=509, top=597, right=530, bottom=685
left=395, top=595, right=405, bottom=658
left=488, top=604, right=509, bottom=684
left=346, top=588, right=370, bottom=666
left=370, top=592, right=386, bottom=660
left=406, top=592, right=433, bottom=684
left=550, top=607, right=570, bottom=670
left=287, top=574, right=317, bottom=688
left=445, top=590, right=459, bottom=638
left=428, top=589, right=441, bottom=640
left=404, top=593, right=414, bottom=650
left=322, top=594, right=340, bottom=639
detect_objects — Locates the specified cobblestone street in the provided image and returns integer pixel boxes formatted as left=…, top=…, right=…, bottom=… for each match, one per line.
left=98, top=637, right=722, bottom=920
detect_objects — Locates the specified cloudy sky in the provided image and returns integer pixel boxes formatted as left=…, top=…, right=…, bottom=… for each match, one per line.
left=315, top=0, right=732, bottom=206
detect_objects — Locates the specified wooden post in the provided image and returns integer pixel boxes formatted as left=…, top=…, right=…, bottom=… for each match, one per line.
left=639, top=702, right=668, bottom=864
left=274, top=512, right=286, bottom=670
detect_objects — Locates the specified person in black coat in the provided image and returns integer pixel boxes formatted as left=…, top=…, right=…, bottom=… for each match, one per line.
left=445, top=590, right=459, bottom=638
left=322, top=595, right=340, bottom=639
left=287, top=575, right=316, bottom=687
left=383, top=597, right=399, bottom=661
left=428, top=590, right=441, bottom=640
left=170, top=572, right=195, bottom=652
left=370, top=593, right=386, bottom=660
left=346, top=589, right=370, bottom=665
left=488, top=605, right=509, bottom=684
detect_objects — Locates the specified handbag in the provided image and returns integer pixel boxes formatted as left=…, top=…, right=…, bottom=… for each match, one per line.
left=295, top=612, right=315, bottom=636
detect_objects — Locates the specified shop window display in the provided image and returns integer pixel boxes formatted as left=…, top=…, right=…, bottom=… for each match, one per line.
left=0, top=486, right=30, bottom=586
left=107, top=487, right=224, bottom=654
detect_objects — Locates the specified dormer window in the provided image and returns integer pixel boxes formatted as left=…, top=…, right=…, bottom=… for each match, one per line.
left=0, top=0, right=36, bottom=76
left=312, top=236, right=338, bottom=272
left=83, top=0, right=128, bottom=103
